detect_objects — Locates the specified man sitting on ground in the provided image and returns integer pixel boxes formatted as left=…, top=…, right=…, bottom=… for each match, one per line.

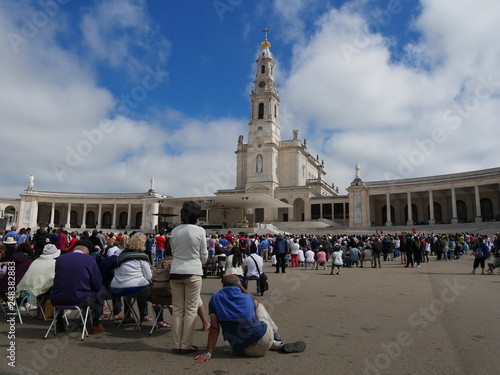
left=195, top=274, right=305, bottom=363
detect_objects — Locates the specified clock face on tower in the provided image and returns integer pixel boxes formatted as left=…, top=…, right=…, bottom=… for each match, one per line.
left=258, top=81, right=265, bottom=88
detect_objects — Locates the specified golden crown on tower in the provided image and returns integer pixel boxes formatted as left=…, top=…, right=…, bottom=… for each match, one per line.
left=261, top=28, right=271, bottom=49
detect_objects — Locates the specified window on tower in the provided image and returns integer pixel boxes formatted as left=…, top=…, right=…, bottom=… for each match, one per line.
left=261, top=65, right=265, bottom=74
left=258, top=103, right=264, bottom=119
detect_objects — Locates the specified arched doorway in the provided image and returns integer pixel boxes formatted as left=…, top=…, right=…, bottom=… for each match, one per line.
left=456, top=200, right=467, bottom=223
left=54, top=210, right=60, bottom=226
left=135, top=212, right=142, bottom=228
left=70, top=210, right=78, bottom=227
left=428, top=202, right=443, bottom=224
left=404, top=204, right=418, bottom=224
left=86, top=211, right=96, bottom=228
left=102, top=211, right=112, bottom=229
left=119, top=212, right=128, bottom=229
left=480, top=198, right=493, bottom=220
left=381, top=205, right=395, bottom=225
left=3, top=206, right=16, bottom=227
left=293, top=198, right=305, bottom=222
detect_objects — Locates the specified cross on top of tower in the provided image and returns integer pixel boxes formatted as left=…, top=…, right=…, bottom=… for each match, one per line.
left=261, top=28, right=271, bottom=49
left=263, top=28, right=269, bottom=40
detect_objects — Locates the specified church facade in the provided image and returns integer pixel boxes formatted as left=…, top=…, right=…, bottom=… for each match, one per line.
left=1, top=36, right=500, bottom=232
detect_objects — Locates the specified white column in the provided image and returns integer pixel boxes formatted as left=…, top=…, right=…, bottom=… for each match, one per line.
left=49, top=202, right=55, bottom=227
left=65, top=203, right=72, bottom=228
left=81, top=203, right=87, bottom=229
left=359, top=191, right=368, bottom=226
left=474, top=185, right=482, bottom=222
left=112, top=203, right=117, bottom=229
left=451, top=187, right=458, bottom=224
left=406, top=192, right=413, bottom=225
left=304, top=200, right=311, bottom=221
left=97, top=203, right=102, bottom=229
left=385, top=193, right=392, bottom=226
left=126, top=203, right=132, bottom=229
left=428, top=190, right=435, bottom=225
left=141, top=201, right=147, bottom=230
left=29, top=198, right=38, bottom=228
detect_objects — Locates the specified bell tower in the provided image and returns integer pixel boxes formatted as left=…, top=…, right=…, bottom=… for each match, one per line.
left=239, top=29, right=281, bottom=195
left=248, top=29, right=281, bottom=146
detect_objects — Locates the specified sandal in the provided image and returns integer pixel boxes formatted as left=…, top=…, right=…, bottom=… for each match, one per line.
left=158, top=321, right=172, bottom=328
left=141, top=315, right=152, bottom=322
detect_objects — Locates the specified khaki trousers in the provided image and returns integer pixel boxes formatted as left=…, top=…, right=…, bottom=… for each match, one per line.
left=243, top=303, right=281, bottom=357
left=171, top=275, right=202, bottom=350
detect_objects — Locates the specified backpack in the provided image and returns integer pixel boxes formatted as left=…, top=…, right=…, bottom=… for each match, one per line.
left=150, top=256, right=173, bottom=305
left=474, top=247, right=484, bottom=259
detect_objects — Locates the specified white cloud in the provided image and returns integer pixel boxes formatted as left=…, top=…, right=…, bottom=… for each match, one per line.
left=80, top=0, right=171, bottom=81
left=0, top=1, right=242, bottom=199
left=277, top=0, right=500, bottom=193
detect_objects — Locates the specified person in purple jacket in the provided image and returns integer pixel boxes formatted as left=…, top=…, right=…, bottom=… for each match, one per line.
left=50, top=239, right=106, bottom=334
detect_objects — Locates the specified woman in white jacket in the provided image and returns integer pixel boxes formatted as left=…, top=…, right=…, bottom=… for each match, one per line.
left=170, top=201, right=208, bottom=354
left=110, top=232, right=156, bottom=322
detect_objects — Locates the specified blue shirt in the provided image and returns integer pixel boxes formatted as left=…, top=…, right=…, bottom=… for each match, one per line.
left=3, top=231, right=17, bottom=240
left=209, top=287, right=267, bottom=353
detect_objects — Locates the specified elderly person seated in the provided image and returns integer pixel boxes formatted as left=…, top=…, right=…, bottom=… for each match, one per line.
left=16, top=244, right=60, bottom=304
left=0, top=243, right=35, bottom=304
left=50, top=240, right=106, bottom=333
left=109, top=232, right=158, bottom=323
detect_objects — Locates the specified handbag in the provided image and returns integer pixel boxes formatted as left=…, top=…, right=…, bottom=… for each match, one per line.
left=250, top=255, right=269, bottom=292
left=150, top=257, right=173, bottom=305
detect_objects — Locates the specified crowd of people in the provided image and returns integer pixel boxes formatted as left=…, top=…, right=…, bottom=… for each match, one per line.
left=2, top=218, right=500, bottom=361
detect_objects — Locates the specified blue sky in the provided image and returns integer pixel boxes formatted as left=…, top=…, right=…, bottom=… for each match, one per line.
left=1, top=0, right=500, bottom=199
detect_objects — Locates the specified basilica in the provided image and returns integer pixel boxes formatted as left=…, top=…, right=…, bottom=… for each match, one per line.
left=1, top=36, right=500, bottom=233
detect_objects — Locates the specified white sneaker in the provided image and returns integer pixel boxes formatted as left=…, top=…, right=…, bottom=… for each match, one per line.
left=25, top=303, right=37, bottom=311
left=20, top=304, right=37, bottom=311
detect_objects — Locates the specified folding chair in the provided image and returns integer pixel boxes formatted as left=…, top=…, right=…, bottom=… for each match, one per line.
left=361, top=249, right=374, bottom=268
left=32, top=294, right=48, bottom=321
left=1, top=291, right=30, bottom=324
left=44, top=305, right=91, bottom=341
left=149, top=303, right=172, bottom=335
left=17, top=291, right=45, bottom=321
left=103, top=299, right=118, bottom=323
left=115, top=293, right=142, bottom=331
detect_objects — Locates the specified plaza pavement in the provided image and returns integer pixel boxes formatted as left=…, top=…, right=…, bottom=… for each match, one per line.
left=2, top=254, right=499, bottom=375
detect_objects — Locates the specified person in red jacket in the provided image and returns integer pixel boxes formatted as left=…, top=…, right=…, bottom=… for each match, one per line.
left=55, top=228, right=68, bottom=253
left=155, top=234, right=166, bottom=263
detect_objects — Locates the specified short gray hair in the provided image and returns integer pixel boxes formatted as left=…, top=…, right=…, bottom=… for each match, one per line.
left=222, top=275, right=241, bottom=287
